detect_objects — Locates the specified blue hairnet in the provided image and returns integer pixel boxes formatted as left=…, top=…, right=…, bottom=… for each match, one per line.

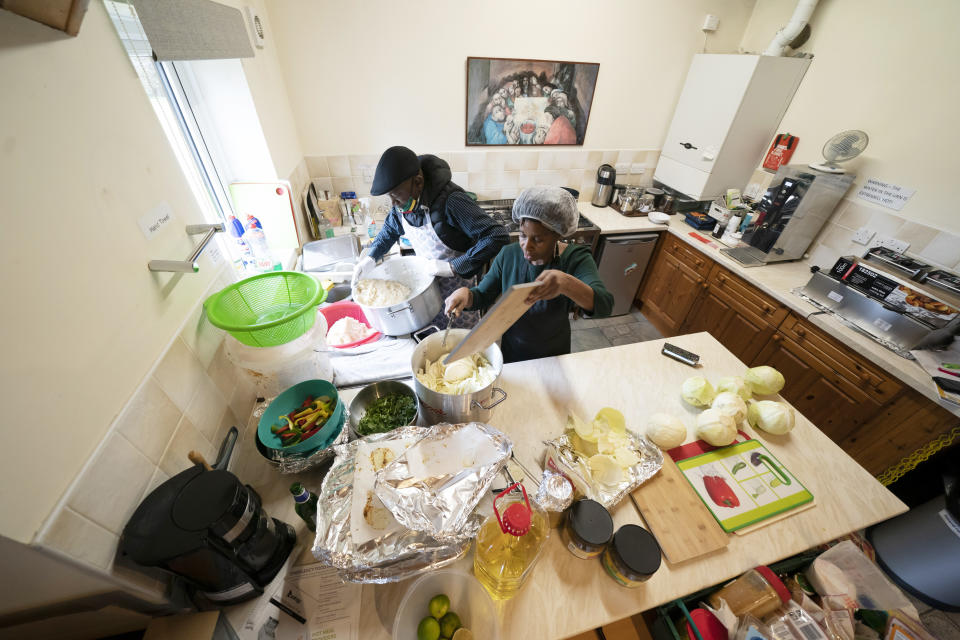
left=511, top=186, right=580, bottom=237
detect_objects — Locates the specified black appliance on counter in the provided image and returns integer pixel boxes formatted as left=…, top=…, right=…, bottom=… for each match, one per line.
left=119, top=428, right=296, bottom=607
left=477, top=198, right=601, bottom=255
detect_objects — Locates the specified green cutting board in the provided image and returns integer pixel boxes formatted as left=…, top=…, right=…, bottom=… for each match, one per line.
left=676, top=440, right=813, bottom=532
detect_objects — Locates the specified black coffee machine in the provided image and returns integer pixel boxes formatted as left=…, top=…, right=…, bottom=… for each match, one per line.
left=120, top=428, right=296, bottom=607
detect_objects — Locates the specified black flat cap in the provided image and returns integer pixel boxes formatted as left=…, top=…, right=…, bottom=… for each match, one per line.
left=370, top=146, right=420, bottom=196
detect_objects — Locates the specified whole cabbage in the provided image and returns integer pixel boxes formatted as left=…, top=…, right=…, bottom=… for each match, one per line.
left=745, top=366, right=785, bottom=395
left=696, top=408, right=737, bottom=447
left=682, top=376, right=716, bottom=407
left=716, top=376, right=752, bottom=402
left=712, top=391, right=747, bottom=423
left=646, top=413, right=687, bottom=449
left=747, top=400, right=795, bottom=435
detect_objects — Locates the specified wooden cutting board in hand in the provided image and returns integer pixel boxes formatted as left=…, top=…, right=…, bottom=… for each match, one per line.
left=630, top=456, right=729, bottom=564
left=443, top=282, right=540, bottom=363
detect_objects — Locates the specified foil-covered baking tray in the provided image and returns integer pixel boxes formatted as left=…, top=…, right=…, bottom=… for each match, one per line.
left=312, top=426, right=475, bottom=583
left=375, top=422, right=512, bottom=542
left=543, top=430, right=663, bottom=508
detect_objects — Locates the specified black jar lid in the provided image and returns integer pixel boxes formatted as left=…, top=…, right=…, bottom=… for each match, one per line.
left=611, top=525, right=662, bottom=576
left=568, top=499, right=613, bottom=546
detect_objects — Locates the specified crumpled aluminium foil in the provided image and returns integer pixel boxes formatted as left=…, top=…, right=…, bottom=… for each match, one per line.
left=311, top=426, right=475, bottom=583
left=543, top=430, right=663, bottom=509
left=534, top=469, right=574, bottom=513
left=375, top=422, right=512, bottom=542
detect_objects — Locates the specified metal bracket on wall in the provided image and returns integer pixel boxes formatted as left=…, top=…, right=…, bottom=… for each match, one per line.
left=148, top=223, right=225, bottom=273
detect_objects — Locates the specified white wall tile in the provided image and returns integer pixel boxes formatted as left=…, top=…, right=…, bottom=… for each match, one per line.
left=567, top=170, right=585, bottom=189
left=601, top=150, right=618, bottom=164
left=206, top=342, right=239, bottom=401
left=160, top=416, right=215, bottom=477
left=467, top=173, right=486, bottom=190
left=348, top=154, right=378, bottom=177
left=67, top=433, right=154, bottom=534
left=587, top=151, right=602, bottom=168
left=518, top=171, right=539, bottom=188
left=451, top=172, right=468, bottom=189
left=331, top=177, right=354, bottom=195
left=500, top=188, right=520, bottom=199
left=866, top=210, right=906, bottom=238
left=466, top=152, right=486, bottom=173
left=504, top=152, right=537, bottom=171
left=616, top=150, right=636, bottom=164
left=500, top=172, right=519, bottom=189
left=311, top=177, right=334, bottom=194
left=185, top=375, right=229, bottom=442
left=305, top=156, right=329, bottom=178
left=537, top=151, right=557, bottom=171
left=230, top=377, right=259, bottom=424
left=180, top=304, right=223, bottom=371
left=443, top=152, right=467, bottom=172
left=895, top=222, right=939, bottom=254
left=142, top=467, right=170, bottom=502
left=485, top=152, right=506, bottom=174
left=327, top=155, right=351, bottom=178
left=40, top=508, right=118, bottom=571
left=154, top=338, right=207, bottom=414
left=917, top=232, right=960, bottom=269
left=116, top=377, right=182, bottom=464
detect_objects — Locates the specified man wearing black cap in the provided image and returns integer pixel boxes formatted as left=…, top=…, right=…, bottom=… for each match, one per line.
left=353, top=146, right=509, bottom=328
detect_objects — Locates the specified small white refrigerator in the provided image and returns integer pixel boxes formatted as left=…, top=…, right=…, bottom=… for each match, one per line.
left=595, top=233, right=659, bottom=316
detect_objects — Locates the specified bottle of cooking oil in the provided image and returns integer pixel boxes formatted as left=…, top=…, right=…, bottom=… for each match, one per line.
left=473, top=482, right=549, bottom=600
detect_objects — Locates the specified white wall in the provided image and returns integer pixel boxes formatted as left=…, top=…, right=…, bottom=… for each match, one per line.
left=739, top=0, right=960, bottom=234
left=0, top=0, right=303, bottom=546
left=265, top=0, right=758, bottom=155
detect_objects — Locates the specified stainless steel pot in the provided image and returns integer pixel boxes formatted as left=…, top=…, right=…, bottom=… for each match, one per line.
left=411, top=328, right=508, bottom=425
left=355, top=256, right=441, bottom=336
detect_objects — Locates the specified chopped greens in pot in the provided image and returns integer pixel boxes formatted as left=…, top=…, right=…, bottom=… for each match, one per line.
left=356, top=392, right=417, bottom=435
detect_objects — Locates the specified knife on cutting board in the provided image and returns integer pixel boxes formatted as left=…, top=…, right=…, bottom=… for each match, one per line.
left=442, top=282, right=540, bottom=364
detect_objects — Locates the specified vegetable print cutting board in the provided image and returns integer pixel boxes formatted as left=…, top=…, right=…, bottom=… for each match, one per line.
left=677, top=440, right=812, bottom=532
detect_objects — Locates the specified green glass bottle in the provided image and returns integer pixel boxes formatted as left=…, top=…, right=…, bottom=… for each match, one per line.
left=290, top=482, right=319, bottom=532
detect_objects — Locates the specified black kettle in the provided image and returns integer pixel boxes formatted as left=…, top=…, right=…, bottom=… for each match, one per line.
left=119, top=428, right=296, bottom=607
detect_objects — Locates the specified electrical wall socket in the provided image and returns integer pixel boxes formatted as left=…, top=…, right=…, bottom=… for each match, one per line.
left=852, top=227, right=876, bottom=245
left=615, top=162, right=630, bottom=175
left=875, top=235, right=910, bottom=254
left=702, top=14, right=719, bottom=31
left=630, top=163, right=645, bottom=174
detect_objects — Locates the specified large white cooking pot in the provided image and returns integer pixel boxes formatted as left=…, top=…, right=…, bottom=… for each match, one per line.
left=355, top=256, right=441, bottom=336
left=411, top=328, right=508, bottom=425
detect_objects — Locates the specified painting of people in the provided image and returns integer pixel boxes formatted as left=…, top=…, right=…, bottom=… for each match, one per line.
left=466, top=57, right=599, bottom=146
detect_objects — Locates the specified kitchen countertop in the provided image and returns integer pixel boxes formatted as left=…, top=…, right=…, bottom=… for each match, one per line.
left=582, top=202, right=960, bottom=417
left=227, top=333, right=906, bottom=640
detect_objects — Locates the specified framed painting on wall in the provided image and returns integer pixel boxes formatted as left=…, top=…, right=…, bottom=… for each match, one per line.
left=466, top=57, right=599, bottom=146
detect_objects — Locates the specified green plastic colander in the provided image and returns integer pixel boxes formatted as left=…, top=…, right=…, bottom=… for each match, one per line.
left=204, top=272, right=326, bottom=347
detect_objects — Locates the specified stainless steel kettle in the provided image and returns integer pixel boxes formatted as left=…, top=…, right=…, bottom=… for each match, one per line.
left=591, top=164, right=617, bottom=207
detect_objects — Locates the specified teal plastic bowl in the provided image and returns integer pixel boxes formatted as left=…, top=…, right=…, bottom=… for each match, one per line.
left=257, top=379, right=344, bottom=454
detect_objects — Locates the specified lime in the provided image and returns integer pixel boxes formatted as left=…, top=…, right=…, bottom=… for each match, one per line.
left=439, top=611, right=461, bottom=638
left=428, top=593, right=450, bottom=619
left=452, top=629, right=474, bottom=640
left=417, top=616, right=441, bottom=640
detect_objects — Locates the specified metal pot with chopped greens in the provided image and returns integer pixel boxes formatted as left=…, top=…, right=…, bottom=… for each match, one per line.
left=348, top=381, right=420, bottom=437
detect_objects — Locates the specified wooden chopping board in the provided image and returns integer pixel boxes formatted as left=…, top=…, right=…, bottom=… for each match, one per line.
left=630, top=456, right=729, bottom=564
left=443, top=282, right=539, bottom=363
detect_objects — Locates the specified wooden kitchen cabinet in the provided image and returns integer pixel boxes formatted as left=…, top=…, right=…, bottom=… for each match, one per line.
left=639, top=235, right=709, bottom=335
left=682, top=264, right=784, bottom=364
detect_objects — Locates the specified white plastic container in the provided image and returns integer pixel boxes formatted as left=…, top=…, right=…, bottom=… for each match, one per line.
left=224, top=310, right=332, bottom=397
left=392, top=570, right=499, bottom=640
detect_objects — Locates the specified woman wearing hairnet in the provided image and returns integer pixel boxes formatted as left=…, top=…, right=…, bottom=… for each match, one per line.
left=445, top=186, right=614, bottom=363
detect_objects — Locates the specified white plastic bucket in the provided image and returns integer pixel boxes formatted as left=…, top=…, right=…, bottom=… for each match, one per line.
left=391, top=569, right=500, bottom=640
left=224, top=310, right=332, bottom=397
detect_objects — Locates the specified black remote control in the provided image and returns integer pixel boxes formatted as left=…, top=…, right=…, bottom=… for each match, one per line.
left=661, top=342, right=701, bottom=367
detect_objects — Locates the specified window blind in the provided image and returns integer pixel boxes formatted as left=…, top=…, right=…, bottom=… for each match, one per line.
left=130, top=0, right=254, bottom=61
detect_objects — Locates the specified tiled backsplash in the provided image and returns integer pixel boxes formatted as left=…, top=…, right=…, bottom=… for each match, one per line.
left=302, top=148, right=661, bottom=202
left=35, top=268, right=257, bottom=601
left=806, top=197, right=960, bottom=273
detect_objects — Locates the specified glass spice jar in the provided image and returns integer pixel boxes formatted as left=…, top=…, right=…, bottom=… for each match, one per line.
left=707, top=566, right=790, bottom=618
left=561, top=499, right=613, bottom=559
left=601, top=525, right=662, bottom=587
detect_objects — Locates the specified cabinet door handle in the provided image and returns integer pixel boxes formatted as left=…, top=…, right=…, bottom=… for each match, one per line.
left=795, top=327, right=807, bottom=338
left=717, top=274, right=726, bottom=283
left=772, top=334, right=782, bottom=342
left=764, top=305, right=774, bottom=314
left=679, top=142, right=698, bottom=150
left=701, top=282, right=710, bottom=290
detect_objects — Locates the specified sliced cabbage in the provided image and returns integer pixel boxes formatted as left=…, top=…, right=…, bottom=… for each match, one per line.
left=588, top=454, right=624, bottom=486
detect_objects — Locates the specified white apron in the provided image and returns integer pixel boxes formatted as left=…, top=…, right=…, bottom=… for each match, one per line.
left=399, top=207, right=478, bottom=329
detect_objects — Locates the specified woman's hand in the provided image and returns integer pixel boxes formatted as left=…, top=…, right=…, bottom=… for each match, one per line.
left=445, top=287, right=473, bottom=317
left=525, top=270, right=570, bottom=304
